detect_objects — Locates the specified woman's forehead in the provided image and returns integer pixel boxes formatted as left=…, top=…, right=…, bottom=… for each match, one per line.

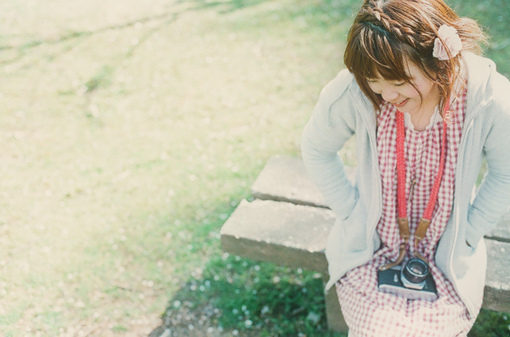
left=366, top=59, right=421, bottom=81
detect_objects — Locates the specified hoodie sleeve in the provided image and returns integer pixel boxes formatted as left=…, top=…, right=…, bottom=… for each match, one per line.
left=301, top=70, right=359, bottom=220
left=466, top=72, right=510, bottom=246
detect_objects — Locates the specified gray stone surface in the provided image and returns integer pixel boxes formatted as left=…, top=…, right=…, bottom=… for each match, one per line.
left=485, top=239, right=510, bottom=312
left=220, top=155, right=510, bottom=333
left=251, top=156, right=329, bottom=208
left=487, top=212, right=510, bottom=243
left=322, top=276, right=348, bottom=332
left=220, top=198, right=345, bottom=332
left=252, top=155, right=510, bottom=242
left=221, top=199, right=334, bottom=273
left=221, top=198, right=509, bottom=312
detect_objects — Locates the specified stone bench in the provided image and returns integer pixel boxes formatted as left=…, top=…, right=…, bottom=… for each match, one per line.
left=220, top=155, right=510, bottom=332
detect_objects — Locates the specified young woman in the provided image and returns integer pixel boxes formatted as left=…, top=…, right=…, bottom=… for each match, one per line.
left=301, top=0, right=510, bottom=336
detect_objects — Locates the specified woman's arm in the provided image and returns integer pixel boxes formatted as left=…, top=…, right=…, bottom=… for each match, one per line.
left=467, top=75, right=510, bottom=246
left=301, top=71, right=359, bottom=220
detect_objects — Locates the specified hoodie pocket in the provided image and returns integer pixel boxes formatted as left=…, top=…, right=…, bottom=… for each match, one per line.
left=330, top=201, right=368, bottom=253
left=460, top=239, right=475, bottom=257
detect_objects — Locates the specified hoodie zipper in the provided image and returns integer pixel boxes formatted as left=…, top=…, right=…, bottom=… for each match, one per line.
left=350, top=90, right=383, bottom=251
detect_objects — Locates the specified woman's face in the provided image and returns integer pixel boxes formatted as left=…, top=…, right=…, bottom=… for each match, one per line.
left=366, top=61, right=439, bottom=115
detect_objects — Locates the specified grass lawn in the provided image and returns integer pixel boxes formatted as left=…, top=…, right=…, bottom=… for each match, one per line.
left=0, top=0, right=508, bottom=336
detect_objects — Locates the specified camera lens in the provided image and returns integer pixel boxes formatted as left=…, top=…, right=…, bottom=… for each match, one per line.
left=402, top=258, right=429, bottom=284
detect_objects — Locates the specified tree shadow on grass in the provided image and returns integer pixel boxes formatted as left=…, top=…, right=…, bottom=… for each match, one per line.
left=149, top=245, right=510, bottom=337
left=468, top=309, right=510, bottom=337
left=150, top=254, right=346, bottom=337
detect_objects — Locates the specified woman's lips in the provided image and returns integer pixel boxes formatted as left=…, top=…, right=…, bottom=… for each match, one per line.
left=393, top=98, right=409, bottom=108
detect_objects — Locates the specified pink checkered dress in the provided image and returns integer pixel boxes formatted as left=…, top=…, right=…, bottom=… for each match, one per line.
left=336, top=89, right=477, bottom=337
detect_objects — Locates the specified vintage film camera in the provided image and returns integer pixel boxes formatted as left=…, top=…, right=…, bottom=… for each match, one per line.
left=378, top=257, right=437, bottom=301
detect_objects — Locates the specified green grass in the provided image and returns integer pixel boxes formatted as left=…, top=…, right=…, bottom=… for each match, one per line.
left=165, top=254, right=344, bottom=336
left=0, top=0, right=508, bottom=336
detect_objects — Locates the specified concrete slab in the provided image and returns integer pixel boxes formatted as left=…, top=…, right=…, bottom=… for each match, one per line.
left=251, top=156, right=328, bottom=208
left=252, top=156, right=510, bottom=242
left=485, top=239, right=510, bottom=312
left=220, top=199, right=510, bottom=313
left=221, top=199, right=334, bottom=273
left=220, top=155, right=510, bottom=332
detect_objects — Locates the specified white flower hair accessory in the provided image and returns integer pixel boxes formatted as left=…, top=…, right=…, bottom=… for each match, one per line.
left=433, top=25, right=463, bottom=60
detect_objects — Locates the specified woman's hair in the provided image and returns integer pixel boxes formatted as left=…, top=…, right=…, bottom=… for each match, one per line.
left=344, top=0, right=487, bottom=114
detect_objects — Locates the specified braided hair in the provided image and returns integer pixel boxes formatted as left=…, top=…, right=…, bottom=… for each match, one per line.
left=344, top=0, right=487, bottom=114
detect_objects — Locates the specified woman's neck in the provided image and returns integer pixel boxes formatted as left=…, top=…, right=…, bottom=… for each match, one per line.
left=411, top=85, right=441, bottom=132
left=410, top=106, right=437, bottom=131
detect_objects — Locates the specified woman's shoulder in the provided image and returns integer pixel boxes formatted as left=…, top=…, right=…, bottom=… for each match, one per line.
left=464, top=53, right=509, bottom=89
left=318, top=69, right=358, bottom=106
left=464, top=53, right=510, bottom=113
left=314, top=69, right=375, bottom=128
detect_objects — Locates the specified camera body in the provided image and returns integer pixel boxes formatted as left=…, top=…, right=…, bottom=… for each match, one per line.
left=377, top=258, right=438, bottom=301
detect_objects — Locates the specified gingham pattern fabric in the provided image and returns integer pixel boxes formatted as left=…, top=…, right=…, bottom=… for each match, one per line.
left=336, top=89, right=477, bottom=337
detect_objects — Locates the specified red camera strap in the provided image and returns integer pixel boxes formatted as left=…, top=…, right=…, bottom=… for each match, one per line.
left=380, top=103, right=449, bottom=271
left=396, top=105, right=448, bottom=223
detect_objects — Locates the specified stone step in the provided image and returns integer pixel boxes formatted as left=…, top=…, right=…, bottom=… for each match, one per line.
left=220, top=198, right=342, bottom=331
left=221, top=199, right=333, bottom=273
left=221, top=198, right=510, bottom=313
left=252, top=155, right=510, bottom=242
left=251, top=156, right=328, bottom=208
left=484, top=239, right=510, bottom=312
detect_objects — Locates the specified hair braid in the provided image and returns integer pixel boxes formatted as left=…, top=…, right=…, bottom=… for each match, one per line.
left=345, top=0, right=487, bottom=115
left=363, top=5, right=435, bottom=51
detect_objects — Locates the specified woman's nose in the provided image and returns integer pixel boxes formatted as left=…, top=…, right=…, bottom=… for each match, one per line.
left=381, top=88, right=399, bottom=102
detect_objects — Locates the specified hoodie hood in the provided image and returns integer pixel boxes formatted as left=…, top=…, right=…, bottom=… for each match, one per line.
left=463, top=52, right=497, bottom=120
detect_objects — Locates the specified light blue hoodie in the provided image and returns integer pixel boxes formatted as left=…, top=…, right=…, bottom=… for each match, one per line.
left=301, top=52, right=510, bottom=317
